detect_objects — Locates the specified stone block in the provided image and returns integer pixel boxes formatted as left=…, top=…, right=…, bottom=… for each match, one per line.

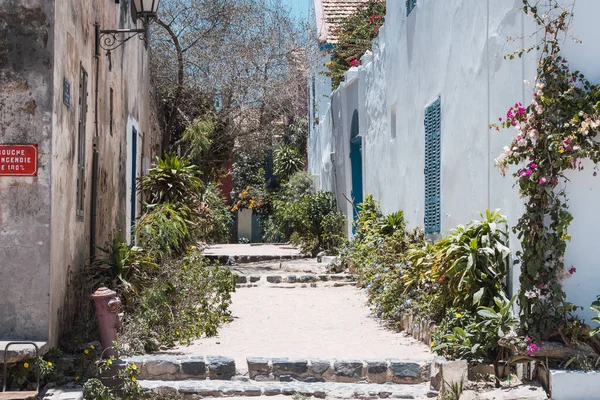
left=180, top=358, right=206, bottom=377
left=249, top=275, right=261, bottom=283
left=310, top=359, right=331, bottom=375
left=286, top=275, right=297, bottom=283
left=236, top=275, right=247, bottom=284
left=300, top=274, right=317, bottom=282
left=243, top=386, right=263, bottom=396
left=322, top=256, right=337, bottom=265
left=272, top=358, right=308, bottom=375
left=334, top=360, right=364, bottom=379
left=264, top=387, right=282, bottom=396
left=266, top=275, right=282, bottom=283
left=318, top=275, right=330, bottom=281
left=439, top=360, right=467, bottom=395
left=366, top=360, right=388, bottom=375
left=207, top=356, right=236, bottom=378
left=247, top=357, right=270, bottom=379
left=389, top=361, right=422, bottom=382
left=145, top=359, right=179, bottom=376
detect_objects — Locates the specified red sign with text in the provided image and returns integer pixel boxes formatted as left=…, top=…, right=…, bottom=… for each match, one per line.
left=0, top=144, right=38, bottom=176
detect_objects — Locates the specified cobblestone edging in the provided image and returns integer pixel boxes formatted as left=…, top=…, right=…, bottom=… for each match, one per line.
left=236, top=273, right=356, bottom=285
left=122, top=355, right=430, bottom=384
left=122, top=355, right=235, bottom=381
left=206, top=254, right=308, bottom=264
left=139, top=379, right=437, bottom=399
left=247, top=358, right=430, bottom=384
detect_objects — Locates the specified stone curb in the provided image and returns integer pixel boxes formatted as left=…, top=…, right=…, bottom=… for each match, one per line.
left=123, top=355, right=430, bottom=384
left=207, top=254, right=309, bottom=265
left=247, top=358, right=430, bottom=384
left=139, top=379, right=437, bottom=399
left=122, top=355, right=235, bottom=381
left=236, top=273, right=356, bottom=285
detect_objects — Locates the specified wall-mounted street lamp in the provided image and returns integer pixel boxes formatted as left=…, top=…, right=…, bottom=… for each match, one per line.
left=95, top=0, right=161, bottom=57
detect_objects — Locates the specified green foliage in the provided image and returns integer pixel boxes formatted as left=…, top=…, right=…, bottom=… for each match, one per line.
left=325, top=0, right=386, bottom=89
left=286, top=118, right=309, bottom=156
left=591, top=296, right=600, bottom=337
left=274, top=145, right=305, bottom=181
left=92, top=235, right=157, bottom=308
left=136, top=203, right=194, bottom=262
left=232, top=147, right=266, bottom=195
left=138, top=154, right=203, bottom=205
left=118, top=252, right=236, bottom=353
left=181, top=117, right=214, bottom=161
left=197, top=182, right=233, bottom=243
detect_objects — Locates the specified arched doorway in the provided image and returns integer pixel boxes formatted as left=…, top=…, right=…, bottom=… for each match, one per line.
left=350, top=110, right=363, bottom=223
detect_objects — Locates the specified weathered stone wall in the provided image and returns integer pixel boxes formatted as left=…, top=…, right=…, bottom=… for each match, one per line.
left=0, top=0, right=55, bottom=340
left=49, top=0, right=161, bottom=344
left=0, top=0, right=161, bottom=343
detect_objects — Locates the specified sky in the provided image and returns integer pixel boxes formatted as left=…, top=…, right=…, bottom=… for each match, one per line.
left=280, top=0, right=309, bottom=22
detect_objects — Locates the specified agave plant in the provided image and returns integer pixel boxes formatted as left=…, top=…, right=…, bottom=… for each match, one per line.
left=137, top=153, right=203, bottom=206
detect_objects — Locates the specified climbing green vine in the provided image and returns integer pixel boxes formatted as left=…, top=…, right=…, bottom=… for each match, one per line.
left=491, top=0, right=600, bottom=342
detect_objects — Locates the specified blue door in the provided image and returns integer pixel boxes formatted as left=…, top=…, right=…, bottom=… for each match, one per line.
left=350, top=110, right=363, bottom=223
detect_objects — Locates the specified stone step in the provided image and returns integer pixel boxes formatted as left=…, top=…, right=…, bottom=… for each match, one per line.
left=122, top=356, right=431, bottom=385
left=236, top=273, right=356, bottom=285
left=206, top=255, right=310, bottom=265
left=139, top=379, right=437, bottom=399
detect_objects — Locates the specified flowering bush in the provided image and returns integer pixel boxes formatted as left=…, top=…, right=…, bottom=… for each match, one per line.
left=491, top=0, right=600, bottom=344
left=325, top=0, right=386, bottom=89
left=231, top=185, right=270, bottom=215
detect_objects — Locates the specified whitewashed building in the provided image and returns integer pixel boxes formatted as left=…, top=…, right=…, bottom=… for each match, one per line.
left=308, top=0, right=600, bottom=326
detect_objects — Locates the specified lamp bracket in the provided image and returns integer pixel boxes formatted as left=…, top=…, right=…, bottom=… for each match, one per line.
left=95, top=24, right=147, bottom=57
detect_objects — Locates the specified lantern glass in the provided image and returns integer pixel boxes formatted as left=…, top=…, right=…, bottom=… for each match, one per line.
left=132, top=0, right=160, bottom=16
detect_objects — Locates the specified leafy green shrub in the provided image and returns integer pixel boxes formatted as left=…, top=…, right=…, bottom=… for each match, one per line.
left=136, top=203, right=194, bottom=262
left=138, top=154, right=203, bottom=205
left=197, top=182, right=233, bottom=243
left=92, top=236, right=157, bottom=308
left=274, top=145, right=305, bottom=181
left=118, top=252, right=236, bottom=353
left=591, top=296, right=600, bottom=337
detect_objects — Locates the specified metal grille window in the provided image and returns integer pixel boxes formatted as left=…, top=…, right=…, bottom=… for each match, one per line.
left=406, top=0, right=417, bottom=16
left=76, top=66, right=88, bottom=220
left=424, top=97, right=441, bottom=234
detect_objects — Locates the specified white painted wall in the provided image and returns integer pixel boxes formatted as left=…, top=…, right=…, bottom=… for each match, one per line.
left=308, top=0, right=600, bottom=327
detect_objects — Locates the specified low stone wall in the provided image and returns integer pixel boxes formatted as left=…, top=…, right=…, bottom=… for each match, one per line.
left=247, top=357, right=430, bottom=384
left=399, top=313, right=436, bottom=347
left=207, top=254, right=308, bottom=264
left=123, top=355, right=235, bottom=381
left=236, top=273, right=355, bottom=285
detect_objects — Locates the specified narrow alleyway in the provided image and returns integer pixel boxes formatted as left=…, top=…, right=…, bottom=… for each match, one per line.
left=131, top=244, right=437, bottom=399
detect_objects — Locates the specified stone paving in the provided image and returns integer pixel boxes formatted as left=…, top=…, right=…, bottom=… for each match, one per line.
left=139, top=379, right=436, bottom=399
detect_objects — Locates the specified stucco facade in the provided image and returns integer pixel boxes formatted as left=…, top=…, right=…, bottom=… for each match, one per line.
left=0, top=0, right=161, bottom=344
left=308, top=0, right=600, bottom=327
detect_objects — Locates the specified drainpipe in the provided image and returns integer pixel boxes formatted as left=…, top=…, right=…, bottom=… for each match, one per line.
left=90, top=23, right=101, bottom=261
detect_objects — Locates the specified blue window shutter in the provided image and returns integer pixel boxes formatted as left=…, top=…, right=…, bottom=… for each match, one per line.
left=406, top=0, right=417, bottom=16
left=424, top=97, right=441, bottom=234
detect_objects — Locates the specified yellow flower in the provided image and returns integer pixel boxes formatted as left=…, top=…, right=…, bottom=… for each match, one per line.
left=23, top=362, right=29, bottom=369
left=75, top=376, right=80, bottom=381
left=183, top=265, right=188, bottom=270
left=131, top=364, right=137, bottom=370
left=456, top=313, right=462, bottom=318
left=430, top=342, right=435, bottom=348
left=47, top=361, right=52, bottom=366
left=90, top=345, right=95, bottom=349
left=132, top=377, right=137, bottom=382
left=107, top=359, right=113, bottom=365
left=84, top=350, right=89, bottom=355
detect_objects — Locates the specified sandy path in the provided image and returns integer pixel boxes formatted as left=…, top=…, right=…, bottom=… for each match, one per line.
left=165, top=285, right=432, bottom=372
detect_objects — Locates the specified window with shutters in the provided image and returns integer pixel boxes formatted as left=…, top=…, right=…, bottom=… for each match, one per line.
left=76, top=66, right=88, bottom=220
left=406, top=0, right=417, bottom=16
left=424, top=97, right=441, bottom=234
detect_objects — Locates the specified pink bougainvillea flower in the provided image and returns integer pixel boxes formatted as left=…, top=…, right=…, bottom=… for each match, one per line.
left=569, top=265, right=576, bottom=275
left=529, top=162, right=537, bottom=169
left=539, top=283, right=547, bottom=289
left=525, top=337, right=532, bottom=343
left=527, top=343, right=541, bottom=355
left=349, top=59, right=359, bottom=67
left=539, top=177, right=548, bottom=185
